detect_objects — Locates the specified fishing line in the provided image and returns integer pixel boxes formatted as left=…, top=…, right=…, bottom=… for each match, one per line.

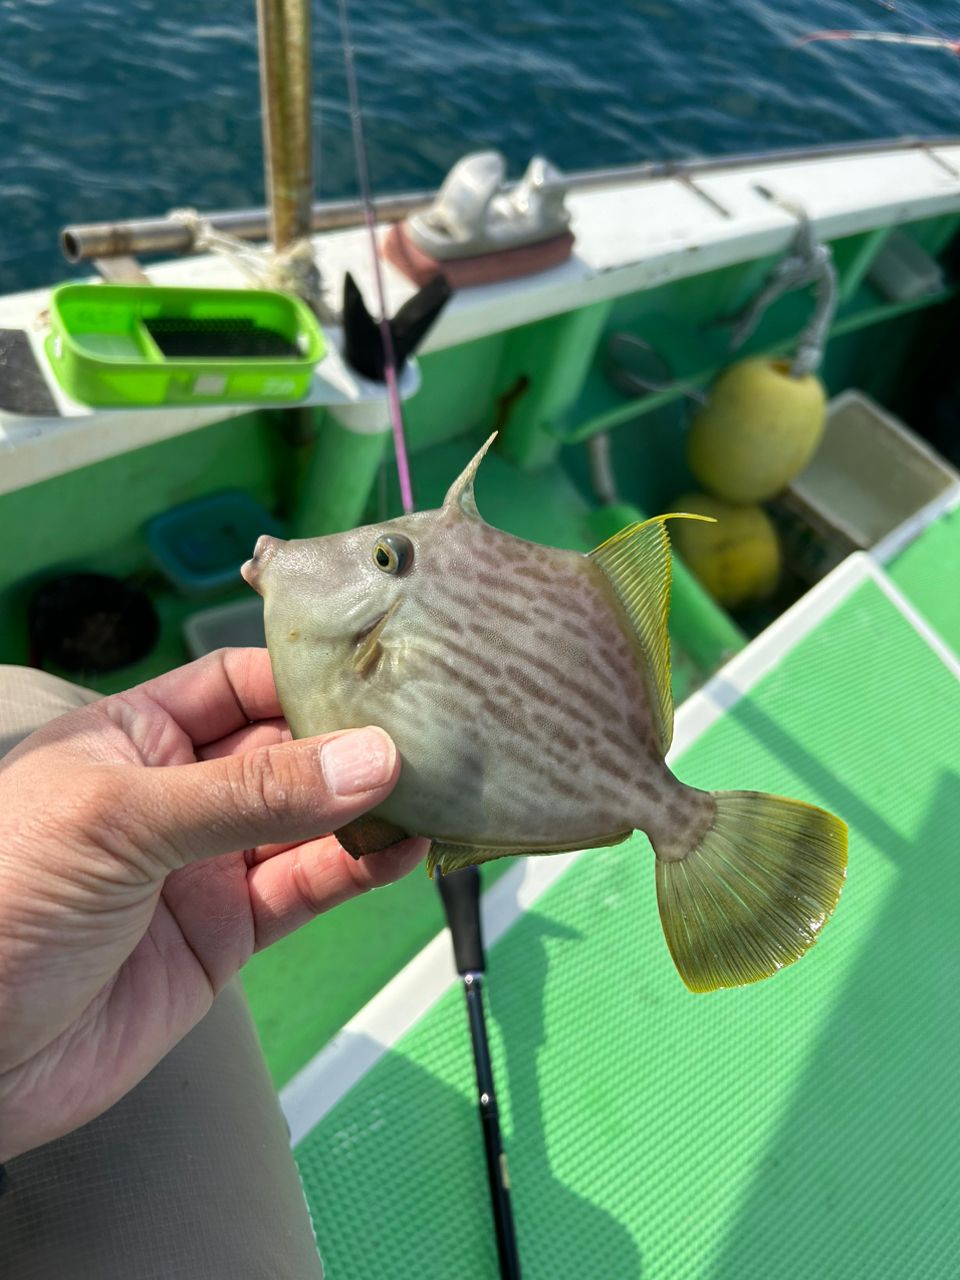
left=335, top=0, right=415, bottom=514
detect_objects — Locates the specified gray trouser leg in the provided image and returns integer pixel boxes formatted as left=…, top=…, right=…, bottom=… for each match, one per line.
left=0, top=667, right=325, bottom=1279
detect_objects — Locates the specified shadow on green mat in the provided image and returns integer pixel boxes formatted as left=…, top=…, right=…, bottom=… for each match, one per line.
left=711, top=768, right=960, bottom=1277
left=300, top=913, right=644, bottom=1279
left=710, top=679, right=927, bottom=864
left=300, top=574, right=960, bottom=1277
left=489, top=911, right=644, bottom=1279
left=695, top=672, right=960, bottom=1277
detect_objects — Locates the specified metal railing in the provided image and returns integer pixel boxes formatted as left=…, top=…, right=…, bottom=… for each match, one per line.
left=60, top=134, right=960, bottom=265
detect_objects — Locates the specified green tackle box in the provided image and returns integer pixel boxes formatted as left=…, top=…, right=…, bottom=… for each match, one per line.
left=45, top=283, right=326, bottom=408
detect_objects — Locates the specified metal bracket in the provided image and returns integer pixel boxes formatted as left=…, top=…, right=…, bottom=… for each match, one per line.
left=93, top=255, right=150, bottom=283
left=727, top=199, right=837, bottom=377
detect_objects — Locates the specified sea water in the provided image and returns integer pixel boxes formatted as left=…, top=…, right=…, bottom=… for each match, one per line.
left=3, top=0, right=960, bottom=293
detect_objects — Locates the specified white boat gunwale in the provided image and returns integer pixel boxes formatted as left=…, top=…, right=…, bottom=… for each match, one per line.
left=3, top=138, right=960, bottom=497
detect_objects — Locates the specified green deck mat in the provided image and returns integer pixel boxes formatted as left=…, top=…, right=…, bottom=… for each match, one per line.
left=293, top=577, right=960, bottom=1279
left=889, top=504, right=960, bottom=651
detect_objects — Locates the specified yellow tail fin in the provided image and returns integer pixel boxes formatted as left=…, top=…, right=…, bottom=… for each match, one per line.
left=655, top=791, right=847, bottom=993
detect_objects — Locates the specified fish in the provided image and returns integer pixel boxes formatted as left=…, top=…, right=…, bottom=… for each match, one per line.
left=242, top=434, right=847, bottom=992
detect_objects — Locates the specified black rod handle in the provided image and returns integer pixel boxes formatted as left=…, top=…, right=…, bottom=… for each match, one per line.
left=436, top=864, right=485, bottom=976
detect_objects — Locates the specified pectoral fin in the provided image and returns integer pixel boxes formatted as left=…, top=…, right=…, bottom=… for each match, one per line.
left=336, top=814, right=412, bottom=859
left=353, top=601, right=399, bottom=678
left=427, top=830, right=633, bottom=878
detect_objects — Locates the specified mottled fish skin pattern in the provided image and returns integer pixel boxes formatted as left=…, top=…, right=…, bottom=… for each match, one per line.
left=246, top=449, right=714, bottom=857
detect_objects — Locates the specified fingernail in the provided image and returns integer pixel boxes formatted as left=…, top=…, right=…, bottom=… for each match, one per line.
left=321, top=728, right=396, bottom=796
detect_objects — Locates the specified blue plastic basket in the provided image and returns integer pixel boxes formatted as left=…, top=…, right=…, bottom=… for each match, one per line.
left=145, top=490, right=283, bottom=596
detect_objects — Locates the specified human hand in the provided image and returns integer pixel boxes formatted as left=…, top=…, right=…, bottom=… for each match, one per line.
left=0, top=648, right=426, bottom=1161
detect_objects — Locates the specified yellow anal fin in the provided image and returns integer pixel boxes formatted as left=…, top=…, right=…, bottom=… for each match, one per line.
left=589, top=514, right=715, bottom=757
left=427, top=830, right=633, bottom=878
left=655, top=791, right=847, bottom=993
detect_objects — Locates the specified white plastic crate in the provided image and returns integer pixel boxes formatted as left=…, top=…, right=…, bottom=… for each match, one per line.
left=183, top=597, right=266, bottom=659
left=866, top=229, right=945, bottom=302
left=776, top=390, right=960, bottom=581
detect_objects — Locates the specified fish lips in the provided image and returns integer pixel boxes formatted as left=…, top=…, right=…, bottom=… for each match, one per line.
left=241, top=534, right=281, bottom=594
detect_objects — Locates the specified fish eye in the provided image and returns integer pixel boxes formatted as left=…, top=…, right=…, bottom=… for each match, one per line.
left=372, top=533, right=414, bottom=575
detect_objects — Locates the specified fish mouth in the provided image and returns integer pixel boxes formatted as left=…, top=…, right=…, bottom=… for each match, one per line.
left=241, top=534, right=281, bottom=593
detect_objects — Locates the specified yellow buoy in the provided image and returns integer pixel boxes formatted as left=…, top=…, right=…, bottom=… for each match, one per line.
left=687, top=357, right=826, bottom=503
left=671, top=492, right=781, bottom=609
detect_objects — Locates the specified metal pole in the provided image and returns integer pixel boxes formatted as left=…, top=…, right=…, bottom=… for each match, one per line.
left=60, top=194, right=430, bottom=263
left=256, top=0, right=314, bottom=251
left=60, top=135, right=960, bottom=264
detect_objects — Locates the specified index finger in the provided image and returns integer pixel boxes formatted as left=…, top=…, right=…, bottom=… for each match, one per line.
left=136, top=647, right=282, bottom=746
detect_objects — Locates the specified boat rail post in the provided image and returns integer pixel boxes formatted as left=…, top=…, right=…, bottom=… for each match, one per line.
left=255, top=0, right=322, bottom=520
left=256, top=0, right=314, bottom=253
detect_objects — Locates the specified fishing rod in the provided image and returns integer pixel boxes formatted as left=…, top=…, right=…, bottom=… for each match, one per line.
left=860, top=0, right=955, bottom=43
left=335, top=0, right=415, bottom=514
left=436, top=866, right=522, bottom=1280
left=798, top=29, right=960, bottom=52
left=800, top=0, right=960, bottom=51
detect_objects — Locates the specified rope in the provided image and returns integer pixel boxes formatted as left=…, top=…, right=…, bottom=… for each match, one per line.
left=728, top=205, right=837, bottom=378
left=168, top=209, right=328, bottom=317
left=587, top=432, right=620, bottom=506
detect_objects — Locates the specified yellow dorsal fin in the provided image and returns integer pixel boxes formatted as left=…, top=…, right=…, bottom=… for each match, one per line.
left=588, top=514, right=715, bottom=755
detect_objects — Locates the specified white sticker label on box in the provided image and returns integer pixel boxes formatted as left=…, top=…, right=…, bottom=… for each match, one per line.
left=194, top=374, right=227, bottom=396
left=262, top=378, right=296, bottom=398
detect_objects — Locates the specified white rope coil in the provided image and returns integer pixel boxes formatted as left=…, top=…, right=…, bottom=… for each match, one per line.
left=729, top=205, right=837, bottom=378
left=168, top=209, right=329, bottom=317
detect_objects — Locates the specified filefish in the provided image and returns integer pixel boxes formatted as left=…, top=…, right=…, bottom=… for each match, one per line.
left=242, top=435, right=847, bottom=992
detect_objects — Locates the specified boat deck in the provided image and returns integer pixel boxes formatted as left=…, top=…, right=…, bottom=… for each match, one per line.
left=254, top=510, right=960, bottom=1278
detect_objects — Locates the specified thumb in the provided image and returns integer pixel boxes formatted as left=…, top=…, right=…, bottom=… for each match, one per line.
left=126, top=726, right=402, bottom=867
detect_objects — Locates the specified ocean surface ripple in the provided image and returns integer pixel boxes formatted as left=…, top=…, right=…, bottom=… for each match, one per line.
left=2, top=0, right=960, bottom=292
